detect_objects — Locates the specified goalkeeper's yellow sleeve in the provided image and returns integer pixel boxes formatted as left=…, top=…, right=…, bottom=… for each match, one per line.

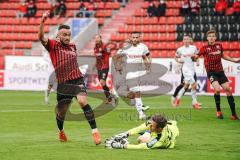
left=127, top=122, right=150, bottom=135
left=126, top=143, right=149, bottom=149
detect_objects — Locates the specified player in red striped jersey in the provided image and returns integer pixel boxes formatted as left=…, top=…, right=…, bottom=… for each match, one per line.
left=93, top=34, right=116, bottom=105
left=38, top=12, right=101, bottom=144
left=195, top=29, right=240, bottom=120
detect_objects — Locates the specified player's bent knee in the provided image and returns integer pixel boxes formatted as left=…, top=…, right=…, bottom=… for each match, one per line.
left=100, top=80, right=106, bottom=86
left=127, top=92, right=135, bottom=99
left=225, top=88, right=232, bottom=96
left=215, top=90, right=220, bottom=94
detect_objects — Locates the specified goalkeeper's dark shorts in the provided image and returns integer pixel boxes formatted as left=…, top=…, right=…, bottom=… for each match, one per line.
left=56, top=77, right=87, bottom=104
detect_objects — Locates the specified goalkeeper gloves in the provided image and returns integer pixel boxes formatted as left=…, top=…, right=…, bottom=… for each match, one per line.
left=112, top=132, right=129, bottom=140
left=105, top=139, right=127, bottom=149
left=111, top=141, right=125, bottom=149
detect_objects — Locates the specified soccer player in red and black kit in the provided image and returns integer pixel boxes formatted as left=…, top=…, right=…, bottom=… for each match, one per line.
left=38, top=12, right=101, bottom=144
left=196, top=30, right=240, bottom=120
left=94, top=34, right=115, bottom=104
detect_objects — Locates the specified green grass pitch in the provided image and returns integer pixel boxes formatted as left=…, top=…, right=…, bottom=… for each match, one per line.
left=0, top=90, right=239, bottom=160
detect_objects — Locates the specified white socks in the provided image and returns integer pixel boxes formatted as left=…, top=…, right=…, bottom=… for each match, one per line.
left=191, top=89, right=198, bottom=104
left=135, top=98, right=143, bottom=114
left=92, top=128, right=98, bottom=133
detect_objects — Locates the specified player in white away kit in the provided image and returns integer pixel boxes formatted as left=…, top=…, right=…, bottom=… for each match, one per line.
left=174, top=34, right=201, bottom=109
left=113, top=32, right=151, bottom=119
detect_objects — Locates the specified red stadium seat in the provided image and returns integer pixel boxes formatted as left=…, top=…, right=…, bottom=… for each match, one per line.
left=159, top=50, right=168, bottom=58
left=151, top=25, right=159, bottom=32
left=151, top=34, right=159, bottom=41
left=143, top=34, right=150, bottom=41
left=151, top=51, right=159, bottom=58
left=159, top=42, right=168, bottom=50
left=95, top=11, right=105, bottom=17
left=127, top=26, right=133, bottom=33
left=134, top=26, right=141, bottom=32
left=167, top=42, right=177, bottom=50
left=142, top=26, right=150, bottom=33
left=119, top=26, right=127, bottom=33
left=141, top=2, right=149, bottom=9
left=175, top=16, right=184, bottom=24
left=168, top=51, right=176, bottom=57
left=112, top=2, right=120, bottom=9
left=142, top=17, right=151, bottom=25
left=159, top=34, right=167, bottom=41
left=25, top=42, right=32, bottom=49
left=97, top=2, right=105, bottom=9
left=159, top=25, right=167, bottom=32
left=126, top=17, right=134, bottom=25
left=134, top=18, right=142, bottom=25
left=104, top=10, right=112, bottom=17
left=0, top=56, right=4, bottom=69
left=167, top=17, right=175, bottom=24
left=167, top=33, right=176, bottom=41
left=222, top=42, right=230, bottom=50
left=230, top=42, right=240, bottom=50
left=152, top=42, right=159, bottom=50
left=166, top=9, right=179, bottom=16
left=110, top=34, right=118, bottom=41
left=0, top=18, right=7, bottom=24
left=105, top=2, right=113, bottom=9
left=195, top=42, right=202, bottom=49
left=159, top=17, right=167, bottom=24
left=167, top=25, right=176, bottom=32
left=150, top=17, right=158, bottom=25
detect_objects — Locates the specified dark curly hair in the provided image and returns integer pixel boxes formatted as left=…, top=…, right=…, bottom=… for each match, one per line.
left=151, top=115, right=168, bottom=129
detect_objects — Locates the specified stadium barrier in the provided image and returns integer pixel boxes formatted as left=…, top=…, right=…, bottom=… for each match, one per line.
left=1, top=56, right=240, bottom=96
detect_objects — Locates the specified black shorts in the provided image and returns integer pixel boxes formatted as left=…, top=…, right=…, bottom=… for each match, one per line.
left=180, top=72, right=197, bottom=84
left=207, top=71, right=228, bottom=85
left=57, top=77, right=87, bottom=103
left=98, top=68, right=109, bottom=81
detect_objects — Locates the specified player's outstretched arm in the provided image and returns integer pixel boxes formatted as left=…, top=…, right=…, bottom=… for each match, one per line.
left=127, top=123, right=149, bottom=136
left=222, top=53, right=240, bottom=63
left=38, top=12, right=49, bottom=46
left=112, top=122, right=149, bottom=140
left=126, top=143, right=149, bottom=149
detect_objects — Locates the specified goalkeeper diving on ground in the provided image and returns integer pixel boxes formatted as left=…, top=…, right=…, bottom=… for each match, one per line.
left=105, top=115, right=179, bottom=149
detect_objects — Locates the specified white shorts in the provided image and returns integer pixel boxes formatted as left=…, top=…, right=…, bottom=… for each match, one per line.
left=182, top=68, right=195, bottom=85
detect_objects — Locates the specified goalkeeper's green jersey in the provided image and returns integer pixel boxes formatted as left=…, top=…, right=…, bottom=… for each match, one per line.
left=127, top=120, right=179, bottom=149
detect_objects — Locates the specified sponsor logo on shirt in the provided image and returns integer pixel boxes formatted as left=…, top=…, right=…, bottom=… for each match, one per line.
left=128, top=55, right=142, bottom=58
left=208, top=50, right=221, bottom=55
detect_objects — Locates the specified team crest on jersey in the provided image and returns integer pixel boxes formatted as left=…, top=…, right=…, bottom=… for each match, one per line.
left=216, top=45, right=220, bottom=49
